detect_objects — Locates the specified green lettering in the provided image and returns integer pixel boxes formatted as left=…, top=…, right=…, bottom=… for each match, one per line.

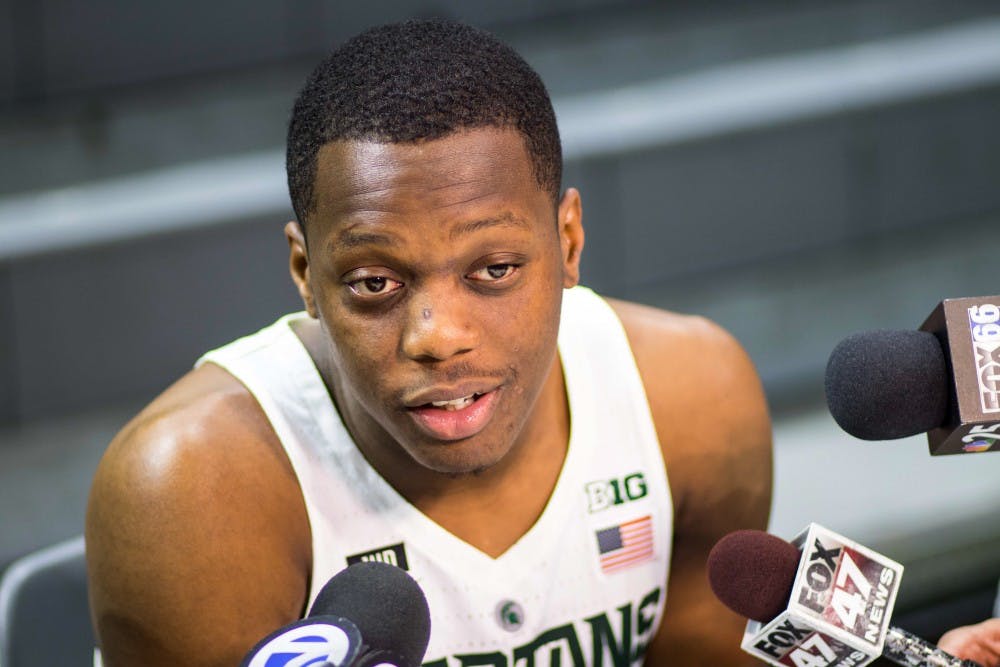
left=632, top=640, right=648, bottom=663
left=512, top=623, right=586, bottom=667
left=426, top=589, right=663, bottom=667
left=609, top=479, right=624, bottom=505
left=586, top=605, right=632, bottom=667
left=623, top=473, right=648, bottom=501
left=455, top=651, right=506, bottom=666
left=636, top=588, right=660, bottom=636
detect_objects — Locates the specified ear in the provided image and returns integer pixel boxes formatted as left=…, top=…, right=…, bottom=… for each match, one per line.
left=285, top=221, right=318, bottom=318
left=557, top=187, right=585, bottom=288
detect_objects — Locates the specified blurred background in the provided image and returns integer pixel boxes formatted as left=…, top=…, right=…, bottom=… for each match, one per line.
left=1, top=0, right=998, bottom=648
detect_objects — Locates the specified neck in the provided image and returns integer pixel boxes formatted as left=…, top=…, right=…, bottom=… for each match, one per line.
left=295, top=317, right=570, bottom=557
left=406, top=357, right=570, bottom=557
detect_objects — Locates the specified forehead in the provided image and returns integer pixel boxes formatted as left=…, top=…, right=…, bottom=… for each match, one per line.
left=310, top=128, right=547, bottom=230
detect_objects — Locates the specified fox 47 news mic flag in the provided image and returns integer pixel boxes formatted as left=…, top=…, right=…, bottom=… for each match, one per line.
left=920, top=296, right=1000, bottom=455
left=742, top=524, right=903, bottom=667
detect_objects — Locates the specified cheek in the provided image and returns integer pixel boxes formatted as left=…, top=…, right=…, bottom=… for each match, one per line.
left=324, top=311, right=401, bottom=386
left=499, top=288, right=563, bottom=369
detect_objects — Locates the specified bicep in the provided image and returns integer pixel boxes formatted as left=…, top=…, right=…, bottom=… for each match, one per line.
left=645, top=532, right=760, bottom=666
left=622, top=309, right=773, bottom=664
left=86, top=420, right=310, bottom=667
left=646, top=421, right=771, bottom=667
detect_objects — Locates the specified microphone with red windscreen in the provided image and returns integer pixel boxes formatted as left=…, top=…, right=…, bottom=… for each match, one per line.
left=707, top=526, right=981, bottom=667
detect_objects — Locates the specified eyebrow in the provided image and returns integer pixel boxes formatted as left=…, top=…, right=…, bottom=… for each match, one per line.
left=334, top=228, right=399, bottom=250
left=448, top=212, right=531, bottom=241
left=333, top=212, right=532, bottom=251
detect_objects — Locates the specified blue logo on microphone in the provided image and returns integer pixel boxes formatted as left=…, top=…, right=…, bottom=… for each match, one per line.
left=241, top=618, right=363, bottom=667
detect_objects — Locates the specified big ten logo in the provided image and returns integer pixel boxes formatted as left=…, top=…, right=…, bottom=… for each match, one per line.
left=584, top=473, right=648, bottom=513
left=969, top=303, right=1000, bottom=412
left=797, top=540, right=895, bottom=643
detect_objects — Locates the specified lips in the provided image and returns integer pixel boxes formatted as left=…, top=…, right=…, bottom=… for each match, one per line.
left=406, top=388, right=500, bottom=441
left=429, top=393, right=480, bottom=411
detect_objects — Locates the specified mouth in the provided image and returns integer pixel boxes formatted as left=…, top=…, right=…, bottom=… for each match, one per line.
left=406, top=388, right=501, bottom=441
left=426, top=392, right=482, bottom=411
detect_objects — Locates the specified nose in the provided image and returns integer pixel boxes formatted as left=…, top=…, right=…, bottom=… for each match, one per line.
left=400, top=292, right=477, bottom=362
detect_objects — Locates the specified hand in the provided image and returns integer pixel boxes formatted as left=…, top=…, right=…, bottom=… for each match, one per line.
left=938, top=618, right=1000, bottom=667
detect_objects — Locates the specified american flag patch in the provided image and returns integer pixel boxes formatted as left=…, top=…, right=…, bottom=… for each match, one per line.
left=595, top=515, right=654, bottom=573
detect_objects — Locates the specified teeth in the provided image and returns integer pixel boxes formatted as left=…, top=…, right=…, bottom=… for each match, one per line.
left=430, top=394, right=478, bottom=411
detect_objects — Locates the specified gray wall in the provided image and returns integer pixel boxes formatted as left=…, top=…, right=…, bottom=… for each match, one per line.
left=2, top=0, right=1000, bottom=423
left=0, top=219, right=300, bottom=423
left=0, top=0, right=632, bottom=103
left=3, top=83, right=1000, bottom=424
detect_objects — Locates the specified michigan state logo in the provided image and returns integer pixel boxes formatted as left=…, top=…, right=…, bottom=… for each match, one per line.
left=424, top=588, right=662, bottom=667
left=496, top=599, right=525, bottom=632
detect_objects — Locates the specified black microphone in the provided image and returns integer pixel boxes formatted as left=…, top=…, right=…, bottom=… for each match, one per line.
left=707, top=525, right=982, bottom=667
left=240, top=561, right=431, bottom=667
left=825, top=295, right=1000, bottom=455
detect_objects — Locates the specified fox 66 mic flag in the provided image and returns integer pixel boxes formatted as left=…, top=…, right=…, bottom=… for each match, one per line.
left=742, top=524, right=904, bottom=667
left=919, top=296, right=1000, bottom=454
left=240, top=616, right=363, bottom=667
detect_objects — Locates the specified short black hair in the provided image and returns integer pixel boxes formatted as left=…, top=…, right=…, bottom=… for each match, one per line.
left=286, top=19, right=562, bottom=228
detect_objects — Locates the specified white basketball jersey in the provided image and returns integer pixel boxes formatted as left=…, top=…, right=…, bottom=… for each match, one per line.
left=199, top=286, right=674, bottom=666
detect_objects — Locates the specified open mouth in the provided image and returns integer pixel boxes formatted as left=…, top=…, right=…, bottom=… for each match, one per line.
left=427, top=393, right=483, bottom=412
left=407, top=389, right=500, bottom=441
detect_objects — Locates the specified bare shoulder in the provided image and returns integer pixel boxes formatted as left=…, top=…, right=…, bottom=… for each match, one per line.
left=607, top=297, right=772, bottom=665
left=606, top=297, right=772, bottom=523
left=86, top=363, right=310, bottom=666
left=606, top=297, right=759, bottom=404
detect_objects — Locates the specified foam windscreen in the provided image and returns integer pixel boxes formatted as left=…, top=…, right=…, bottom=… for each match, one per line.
left=707, top=529, right=800, bottom=623
left=309, top=561, right=431, bottom=665
left=824, top=329, right=949, bottom=440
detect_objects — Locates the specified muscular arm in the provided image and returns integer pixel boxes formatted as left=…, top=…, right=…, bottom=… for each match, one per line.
left=612, top=300, right=773, bottom=666
left=85, top=364, right=312, bottom=666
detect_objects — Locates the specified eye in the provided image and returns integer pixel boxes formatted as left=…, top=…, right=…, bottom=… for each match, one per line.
left=470, top=263, right=518, bottom=282
left=347, top=275, right=404, bottom=297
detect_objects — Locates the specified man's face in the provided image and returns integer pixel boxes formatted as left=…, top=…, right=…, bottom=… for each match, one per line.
left=289, top=128, right=583, bottom=477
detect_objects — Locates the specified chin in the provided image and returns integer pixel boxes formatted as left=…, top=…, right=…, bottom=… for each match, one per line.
left=411, top=439, right=510, bottom=477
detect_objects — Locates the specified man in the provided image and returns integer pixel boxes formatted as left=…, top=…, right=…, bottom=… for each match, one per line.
left=86, top=19, right=772, bottom=666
